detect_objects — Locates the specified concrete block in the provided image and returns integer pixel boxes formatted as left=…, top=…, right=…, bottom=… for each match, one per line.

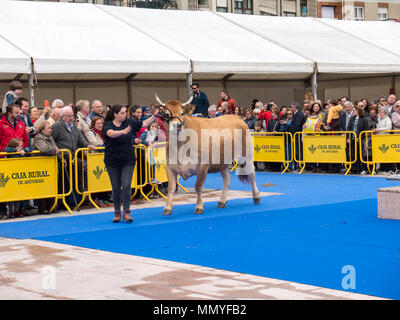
left=378, top=186, right=400, bottom=220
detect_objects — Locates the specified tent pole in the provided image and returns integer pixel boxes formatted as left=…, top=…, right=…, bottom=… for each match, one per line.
left=186, top=72, right=193, bottom=98
left=28, top=58, right=35, bottom=107
left=312, top=68, right=318, bottom=101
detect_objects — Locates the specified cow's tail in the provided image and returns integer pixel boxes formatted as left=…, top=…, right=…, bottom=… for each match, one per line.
left=236, top=160, right=255, bottom=185
left=238, top=173, right=252, bottom=184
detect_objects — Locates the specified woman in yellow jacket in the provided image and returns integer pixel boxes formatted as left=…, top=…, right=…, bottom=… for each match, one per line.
left=303, top=102, right=323, bottom=172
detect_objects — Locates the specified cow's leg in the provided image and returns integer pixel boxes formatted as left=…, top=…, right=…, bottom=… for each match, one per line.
left=163, top=166, right=177, bottom=216
left=194, top=168, right=208, bottom=215
left=217, top=167, right=231, bottom=208
left=250, top=169, right=261, bottom=205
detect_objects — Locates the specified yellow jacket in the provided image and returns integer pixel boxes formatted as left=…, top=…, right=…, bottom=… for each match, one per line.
left=327, top=105, right=343, bottom=124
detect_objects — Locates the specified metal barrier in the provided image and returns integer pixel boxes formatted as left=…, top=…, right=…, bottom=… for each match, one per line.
left=0, top=149, right=73, bottom=213
left=294, top=131, right=357, bottom=175
left=74, top=144, right=151, bottom=210
left=252, top=132, right=293, bottom=173
left=359, top=130, right=400, bottom=175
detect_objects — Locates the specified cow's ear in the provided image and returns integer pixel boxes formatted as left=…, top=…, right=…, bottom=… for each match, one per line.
left=183, top=104, right=195, bottom=115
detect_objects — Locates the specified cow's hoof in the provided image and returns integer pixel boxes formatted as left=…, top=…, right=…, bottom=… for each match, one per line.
left=194, top=208, right=204, bottom=215
left=253, top=197, right=261, bottom=205
left=163, top=208, right=173, bottom=216
left=217, top=202, right=226, bottom=208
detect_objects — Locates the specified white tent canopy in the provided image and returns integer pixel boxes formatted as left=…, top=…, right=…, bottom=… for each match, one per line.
left=319, top=19, right=400, bottom=58
left=0, top=0, right=190, bottom=79
left=0, top=1, right=400, bottom=80
left=219, top=13, right=400, bottom=75
left=100, top=6, right=314, bottom=77
left=0, top=36, right=30, bottom=77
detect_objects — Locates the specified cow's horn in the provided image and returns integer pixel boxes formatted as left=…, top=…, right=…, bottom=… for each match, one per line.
left=154, top=93, right=165, bottom=106
left=182, top=96, right=194, bottom=106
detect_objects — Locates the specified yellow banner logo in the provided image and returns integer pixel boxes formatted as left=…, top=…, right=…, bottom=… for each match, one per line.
left=303, top=135, right=347, bottom=163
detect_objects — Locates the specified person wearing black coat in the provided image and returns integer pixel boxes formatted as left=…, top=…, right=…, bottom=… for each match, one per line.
left=191, top=83, right=210, bottom=117
left=347, top=105, right=370, bottom=173
left=289, top=102, right=306, bottom=168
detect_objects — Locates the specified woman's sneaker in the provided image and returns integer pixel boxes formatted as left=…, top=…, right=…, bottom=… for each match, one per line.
left=113, top=211, right=121, bottom=223
left=123, top=210, right=133, bottom=223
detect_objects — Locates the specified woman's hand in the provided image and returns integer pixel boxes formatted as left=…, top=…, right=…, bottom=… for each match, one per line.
left=123, top=125, right=132, bottom=135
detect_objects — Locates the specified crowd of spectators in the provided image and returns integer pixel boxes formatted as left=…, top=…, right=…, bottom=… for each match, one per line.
left=0, top=80, right=399, bottom=219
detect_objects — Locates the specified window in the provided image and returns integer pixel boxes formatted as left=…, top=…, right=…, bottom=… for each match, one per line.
left=216, top=0, right=227, bottom=12
left=354, top=6, right=364, bottom=21
left=103, top=0, right=123, bottom=5
left=378, top=7, right=388, bottom=21
left=321, top=6, right=335, bottom=19
left=260, top=11, right=276, bottom=16
left=234, top=0, right=253, bottom=15
left=284, top=11, right=296, bottom=17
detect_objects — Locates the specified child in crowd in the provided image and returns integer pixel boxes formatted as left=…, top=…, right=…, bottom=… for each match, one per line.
left=140, top=121, right=166, bottom=184
left=253, top=120, right=264, bottom=133
left=2, top=81, right=23, bottom=114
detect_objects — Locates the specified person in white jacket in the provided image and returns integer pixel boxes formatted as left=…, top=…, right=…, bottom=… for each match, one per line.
left=373, top=107, right=392, bottom=134
left=391, top=101, right=400, bottom=131
left=76, top=99, right=98, bottom=146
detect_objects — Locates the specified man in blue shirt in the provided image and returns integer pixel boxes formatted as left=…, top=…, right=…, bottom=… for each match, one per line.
left=191, top=83, right=210, bottom=117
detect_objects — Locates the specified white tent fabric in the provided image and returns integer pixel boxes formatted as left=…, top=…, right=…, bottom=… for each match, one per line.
left=0, top=0, right=400, bottom=81
left=99, top=6, right=314, bottom=75
left=318, top=19, right=400, bottom=58
left=219, top=13, right=400, bottom=74
left=0, top=36, right=30, bottom=74
left=0, top=0, right=190, bottom=75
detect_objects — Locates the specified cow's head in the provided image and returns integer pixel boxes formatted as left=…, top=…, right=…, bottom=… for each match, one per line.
left=154, top=94, right=194, bottom=132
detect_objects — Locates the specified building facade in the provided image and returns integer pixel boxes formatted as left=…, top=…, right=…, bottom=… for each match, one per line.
left=178, top=0, right=400, bottom=20
left=22, top=0, right=400, bottom=20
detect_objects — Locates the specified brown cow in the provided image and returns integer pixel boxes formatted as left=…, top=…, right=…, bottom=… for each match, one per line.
left=155, top=94, right=260, bottom=216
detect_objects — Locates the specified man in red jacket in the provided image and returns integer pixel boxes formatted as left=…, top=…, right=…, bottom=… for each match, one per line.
left=0, top=103, right=29, bottom=152
left=217, top=89, right=237, bottom=114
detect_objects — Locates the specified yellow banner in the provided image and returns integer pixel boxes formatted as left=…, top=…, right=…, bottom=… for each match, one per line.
left=372, top=133, right=400, bottom=163
left=87, top=152, right=112, bottom=193
left=253, top=135, right=286, bottom=162
left=0, top=156, right=58, bottom=202
left=302, top=135, right=347, bottom=163
left=152, top=144, right=168, bottom=183
left=86, top=150, right=147, bottom=193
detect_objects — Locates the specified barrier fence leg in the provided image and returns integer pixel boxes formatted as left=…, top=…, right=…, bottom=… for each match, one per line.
left=154, top=186, right=167, bottom=199
left=344, top=163, right=352, bottom=176
left=49, top=198, right=58, bottom=213
left=62, top=196, right=73, bottom=215
left=281, top=161, right=289, bottom=174
left=139, top=187, right=152, bottom=203
left=177, top=176, right=189, bottom=193
left=146, top=185, right=155, bottom=198
left=88, top=193, right=101, bottom=210
left=368, top=163, right=376, bottom=175
left=131, top=188, right=138, bottom=200
left=74, top=194, right=86, bottom=211
left=298, top=162, right=306, bottom=174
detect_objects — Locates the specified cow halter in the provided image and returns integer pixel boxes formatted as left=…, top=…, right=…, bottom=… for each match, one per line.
left=154, top=94, right=193, bottom=126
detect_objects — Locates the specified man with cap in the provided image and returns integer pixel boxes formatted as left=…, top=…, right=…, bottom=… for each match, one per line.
left=141, top=106, right=152, bottom=121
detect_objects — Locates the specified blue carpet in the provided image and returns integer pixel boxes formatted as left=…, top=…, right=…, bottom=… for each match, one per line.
left=1, top=172, right=400, bottom=299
